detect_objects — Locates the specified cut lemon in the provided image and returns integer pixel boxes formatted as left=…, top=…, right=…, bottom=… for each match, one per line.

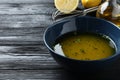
left=54, top=0, right=79, bottom=14
left=81, top=0, right=102, bottom=8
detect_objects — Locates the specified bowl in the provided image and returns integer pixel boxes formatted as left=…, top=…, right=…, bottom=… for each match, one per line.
left=43, top=16, right=120, bottom=73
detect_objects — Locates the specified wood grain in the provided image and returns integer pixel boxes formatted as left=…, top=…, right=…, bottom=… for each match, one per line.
left=0, top=45, right=48, bottom=55
left=0, top=4, right=55, bottom=15
left=0, top=70, right=63, bottom=80
left=0, top=0, right=53, bottom=4
left=0, top=53, right=61, bottom=70
left=0, top=0, right=56, bottom=67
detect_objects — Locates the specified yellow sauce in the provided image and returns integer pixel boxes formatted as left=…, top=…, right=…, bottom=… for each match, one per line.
left=54, top=32, right=115, bottom=60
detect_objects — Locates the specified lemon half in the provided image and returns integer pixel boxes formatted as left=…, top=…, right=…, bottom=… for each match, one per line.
left=55, top=0, right=79, bottom=14
left=81, top=0, right=102, bottom=8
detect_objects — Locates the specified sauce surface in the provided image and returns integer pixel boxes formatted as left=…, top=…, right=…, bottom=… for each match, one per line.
left=54, top=32, right=116, bottom=60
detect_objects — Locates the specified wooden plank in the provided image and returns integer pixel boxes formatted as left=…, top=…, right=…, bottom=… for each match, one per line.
left=0, top=36, right=41, bottom=42
left=0, top=0, right=53, bottom=4
left=0, top=4, right=55, bottom=15
left=0, top=28, right=44, bottom=43
left=0, top=23, right=50, bottom=28
left=0, top=15, right=53, bottom=28
left=0, top=28, right=44, bottom=42
left=0, top=54, right=60, bottom=70
left=0, top=27, right=48, bottom=55
left=0, top=15, right=52, bottom=45
left=0, top=45, right=48, bottom=55
left=0, top=27, right=45, bottom=36
left=0, top=70, right=64, bottom=80
left=0, top=27, right=46, bottom=45
left=0, top=15, right=52, bottom=24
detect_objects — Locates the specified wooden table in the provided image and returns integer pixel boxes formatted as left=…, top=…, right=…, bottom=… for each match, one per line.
left=0, top=0, right=120, bottom=79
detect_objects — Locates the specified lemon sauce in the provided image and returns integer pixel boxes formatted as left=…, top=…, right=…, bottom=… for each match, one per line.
left=53, top=32, right=116, bottom=60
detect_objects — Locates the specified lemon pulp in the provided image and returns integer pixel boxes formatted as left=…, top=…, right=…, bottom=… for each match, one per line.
left=55, top=0, right=79, bottom=14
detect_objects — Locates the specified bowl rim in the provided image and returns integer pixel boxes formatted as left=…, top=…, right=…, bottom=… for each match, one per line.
left=43, top=16, right=120, bottom=62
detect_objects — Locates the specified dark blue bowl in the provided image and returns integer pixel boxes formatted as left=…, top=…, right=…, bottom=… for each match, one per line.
left=43, top=16, right=120, bottom=73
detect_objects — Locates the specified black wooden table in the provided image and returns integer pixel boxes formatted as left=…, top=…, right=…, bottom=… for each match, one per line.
left=0, top=0, right=120, bottom=79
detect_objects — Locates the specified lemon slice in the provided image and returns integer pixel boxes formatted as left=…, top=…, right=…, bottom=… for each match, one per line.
left=82, top=0, right=102, bottom=8
left=55, top=0, right=79, bottom=14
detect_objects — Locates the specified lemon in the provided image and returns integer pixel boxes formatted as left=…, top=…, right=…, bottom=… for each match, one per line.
left=54, top=0, right=79, bottom=14
left=81, top=0, right=102, bottom=8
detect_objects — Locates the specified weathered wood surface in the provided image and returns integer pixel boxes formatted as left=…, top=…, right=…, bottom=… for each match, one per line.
left=0, top=0, right=54, bottom=55
left=0, top=0, right=53, bottom=4
left=0, top=0, right=119, bottom=79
